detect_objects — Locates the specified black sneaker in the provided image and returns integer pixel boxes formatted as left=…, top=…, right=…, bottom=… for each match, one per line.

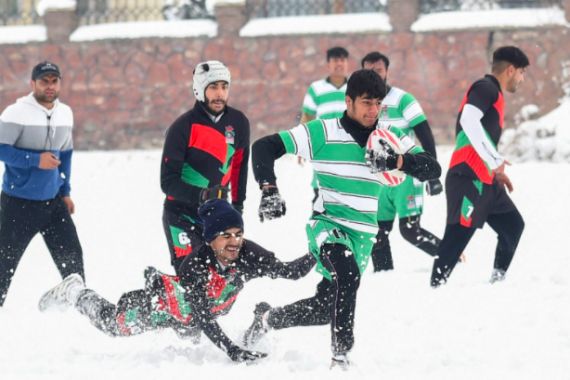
left=243, top=302, right=271, bottom=347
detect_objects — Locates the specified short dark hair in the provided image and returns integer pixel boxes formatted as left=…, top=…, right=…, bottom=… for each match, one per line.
left=361, top=51, right=390, bottom=69
left=346, top=69, right=387, bottom=101
left=326, top=46, right=349, bottom=61
left=492, top=46, right=530, bottom=72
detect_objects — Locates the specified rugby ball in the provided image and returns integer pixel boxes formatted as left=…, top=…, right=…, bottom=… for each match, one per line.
left=366, top=129, right=407, bottom=186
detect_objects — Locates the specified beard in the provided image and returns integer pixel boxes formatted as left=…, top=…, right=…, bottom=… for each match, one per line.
left=34, top=91, right=59, bottom=104
left=204, top=96, right=227, bottom=115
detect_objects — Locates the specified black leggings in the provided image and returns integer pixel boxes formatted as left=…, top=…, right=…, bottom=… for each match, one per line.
left=431, top=209, right=525, bottom=286
left=267, top=243, right=361, bottom=354
left=75, top=289, right=152, bottom=337
left=370, top=215, right=440, bottom=271
left=0, top=193, right=84, bottom=306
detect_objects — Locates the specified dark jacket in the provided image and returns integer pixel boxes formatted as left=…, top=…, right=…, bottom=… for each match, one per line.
left=178, top=240, right=315, bottom=354
left=161, top=101, right=250, bottom=220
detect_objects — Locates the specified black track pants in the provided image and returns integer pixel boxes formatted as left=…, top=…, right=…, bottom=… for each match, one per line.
left=431, top=209, right=524, bottom=286
left=370, top=216, right=440, bottom=271
left=267, top=243, right=361, bottom=354
left=0, top=193, right=84, bottom=306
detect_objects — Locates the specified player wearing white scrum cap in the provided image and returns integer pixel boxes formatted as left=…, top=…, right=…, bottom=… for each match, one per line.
left=160, top=60, right=251, bottom=275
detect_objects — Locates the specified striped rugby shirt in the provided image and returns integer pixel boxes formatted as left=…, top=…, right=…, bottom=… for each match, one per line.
left=301, top=78, right=347, bottom=120
left=377, top=86, right=427, bottom=138
left=279, top=118, right=422, bottom=236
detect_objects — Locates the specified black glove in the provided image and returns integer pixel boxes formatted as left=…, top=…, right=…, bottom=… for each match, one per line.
left=228, top=346, right=268, bottom=363
left=365, top=140, right=399, bottom=173
left=426, top=179, right=443, bottom=196
left=258, top=187, right=286, bottom=222
left=232, top=202, right=244, bottom=214
left=199, top=185, right=228, bottom=204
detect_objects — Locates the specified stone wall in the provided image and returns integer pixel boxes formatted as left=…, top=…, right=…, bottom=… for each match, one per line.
left=0, top=4, right=569, bottom=149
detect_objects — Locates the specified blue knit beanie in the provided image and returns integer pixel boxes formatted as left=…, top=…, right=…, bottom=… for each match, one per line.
left=198, top=199, right=244, bottom=243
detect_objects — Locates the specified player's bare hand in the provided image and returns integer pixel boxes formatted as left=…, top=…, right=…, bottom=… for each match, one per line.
left=495, top=160, right=511, bottom=174
left=39, top=152, right=61, bottom=169
left=62, top=196, right=75, bottom=214
left=495, top=172, right=513, bottom=193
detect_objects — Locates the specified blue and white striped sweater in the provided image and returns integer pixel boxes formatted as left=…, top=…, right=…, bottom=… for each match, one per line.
left=0, top=93, right=74, bottom=201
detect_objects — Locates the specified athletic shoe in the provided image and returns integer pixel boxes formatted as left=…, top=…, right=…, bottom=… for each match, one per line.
left=243, top=302, right=271, bottom=347
left=330, top=353, right=350, bottom=370
left=490, top=268, right=507, bottom=284
left=38, top=273, right=85, bottom=312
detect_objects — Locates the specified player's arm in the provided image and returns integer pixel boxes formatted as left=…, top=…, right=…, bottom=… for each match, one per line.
left=384, top=127, right=442, bottom=182
left=251, top=134, right=286, bottom=187
left=401, top=93, right=437, bottom=159
left=242, top=241, right=315, bottom=280
left=230, top=114, right=250, bottom=213
left=0, top=115, right=41, bottom=168
left=413, top=120, right=437, bottom=159
left=252, top=124, right=314, bottom=221
left=459, top=83, right=504, bottom=170
left=181, top=263, right=265, bottom=362
left=160, top=118, right=204, bottom=204
left=399, top=150, right=441, bottom=182
left=300, top=86, right=317, bottom=124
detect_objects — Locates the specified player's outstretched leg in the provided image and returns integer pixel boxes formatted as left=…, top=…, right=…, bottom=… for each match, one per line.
left=399, top=216, right=440, bottom=257
left=38, top=273, right=85, bottom=311
left=431, top=224, right=474, bottom=287
left=487, top=209, right=525, bottom=283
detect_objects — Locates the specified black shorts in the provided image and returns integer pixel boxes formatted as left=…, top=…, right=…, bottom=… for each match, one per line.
left=445, top=172, right=516, bottom=229
left=162, top=207, right=204, bottom=275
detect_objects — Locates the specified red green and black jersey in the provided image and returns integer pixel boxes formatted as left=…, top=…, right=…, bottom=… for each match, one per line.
left=449, top=75, right=504, bottom=184
left=161, top=102, right=250, bottom=218
left=176, top=240, right=315, bottom=353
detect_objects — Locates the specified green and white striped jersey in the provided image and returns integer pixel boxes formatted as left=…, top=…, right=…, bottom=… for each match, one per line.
left=279, top=118, right=421, bottom=236
left=301, top=78, right=347, bottom=120
left=377, top=86, right=426, bottom=138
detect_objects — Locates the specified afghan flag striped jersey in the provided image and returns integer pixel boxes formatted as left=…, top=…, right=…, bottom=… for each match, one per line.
left=377, top=86, right=427, bottom=138
left=449, top=75, right=504, bottom=184
left=278, top=118, right=422, bottom=236
left=301, top=78, right=347, bottom=120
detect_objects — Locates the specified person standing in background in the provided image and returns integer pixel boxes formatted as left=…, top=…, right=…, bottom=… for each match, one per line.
left=160, top=60, right=250, bottom=274
left=362, top=51, right=443, bottom=272
left=300, top=46, right=350, bottom=203
left=0, top=61, right=84, bottom=307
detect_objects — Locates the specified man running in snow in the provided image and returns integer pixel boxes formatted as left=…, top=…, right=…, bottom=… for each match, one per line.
left=39, top=199, right=314, bottom=364
left=431, top=46, right=528, bottom=287
left=247, top=69, right=441, bottom=368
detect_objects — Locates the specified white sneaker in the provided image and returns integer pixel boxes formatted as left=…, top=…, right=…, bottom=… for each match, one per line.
left=330, top=353, right=350, bottom=370
left=490, top=269, right=506, bottom=284
left=38, top=274, right=85, bottom=312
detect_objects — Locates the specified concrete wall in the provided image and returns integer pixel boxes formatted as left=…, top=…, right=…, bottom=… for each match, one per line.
left=0, top=1, right=569, bottom=149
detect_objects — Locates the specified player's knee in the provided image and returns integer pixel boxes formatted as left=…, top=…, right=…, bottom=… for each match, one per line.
left=399, top=216, right=421, bottom=243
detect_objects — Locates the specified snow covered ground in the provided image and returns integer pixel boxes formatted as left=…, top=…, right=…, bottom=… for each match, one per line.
left=0, top=148, right=568, bottom=379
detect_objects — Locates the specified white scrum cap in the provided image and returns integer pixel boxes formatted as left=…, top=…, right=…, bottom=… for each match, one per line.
left=192, top=60, right=231, bottom=102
